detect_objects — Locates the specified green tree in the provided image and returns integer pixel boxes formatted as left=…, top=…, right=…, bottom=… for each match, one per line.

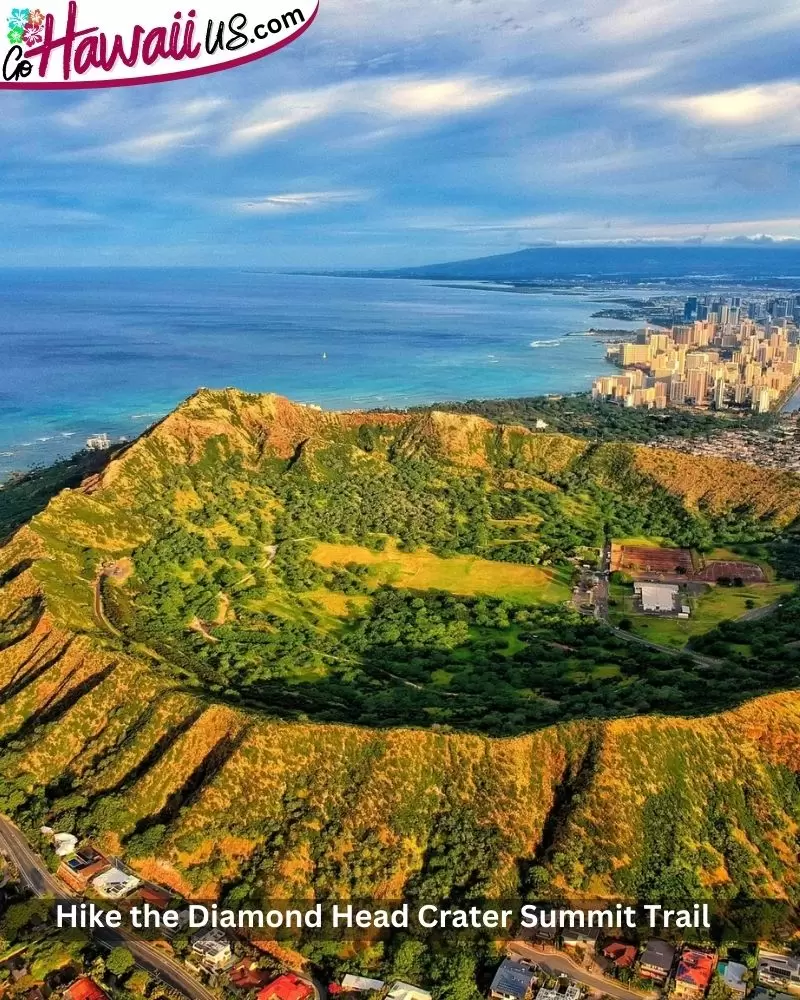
left=107, top=946, right=136, bottom=978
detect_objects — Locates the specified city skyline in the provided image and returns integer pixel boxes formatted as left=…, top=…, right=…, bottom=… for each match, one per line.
left=5, top=0, right=800, bottom=267
left=593, top=294, right=800, bottom=413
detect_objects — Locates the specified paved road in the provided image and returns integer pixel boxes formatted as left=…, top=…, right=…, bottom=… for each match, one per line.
left=590, top=537, right=721, bottom=669
left=593, top=539, right=612, bottom=621
left=0, top=817, right=324, bottom=1000
left=736, top=599, right=783, bottom=623
left=0, top=817, right=217, bottom=1000
left=604, top=623, right=721, bottom=669
left=508, top=942, right=655, bottom=1000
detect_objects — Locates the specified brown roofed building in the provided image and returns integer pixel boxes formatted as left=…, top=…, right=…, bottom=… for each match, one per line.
left=228, top=960, right=274, bottom=991
left=674, top=947, right=716, bottom=998
left=137, top=885, right=172, bottom=910
left=57, top=858, right=110, bottom=894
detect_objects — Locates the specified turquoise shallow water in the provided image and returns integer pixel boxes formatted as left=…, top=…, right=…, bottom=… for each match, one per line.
left=0, top=269, right=642, bottom=480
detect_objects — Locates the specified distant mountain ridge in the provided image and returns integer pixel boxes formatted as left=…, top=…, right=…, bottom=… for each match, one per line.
left=376, top=245, right=800, bottom=283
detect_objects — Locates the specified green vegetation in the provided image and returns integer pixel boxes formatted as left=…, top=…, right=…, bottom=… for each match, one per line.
left=0, top=447, right=118, bottom=541
left=312, top=540, right=573, bottom=603
left=430, top=394, right=773, bottom=442
left=1, top=389, right=800, bottom=950
left=610, top=581, right=795, bottom=649
left=0, top=391, right=797, bottom=738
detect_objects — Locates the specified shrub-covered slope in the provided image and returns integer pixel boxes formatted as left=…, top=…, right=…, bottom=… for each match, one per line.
left=0, top=388, right=799, bottom=908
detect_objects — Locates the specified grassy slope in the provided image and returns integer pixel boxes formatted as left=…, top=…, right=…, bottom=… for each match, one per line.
left=1, top=389, right=800, bottom=906
left=1, top=617, right=799, bottom=902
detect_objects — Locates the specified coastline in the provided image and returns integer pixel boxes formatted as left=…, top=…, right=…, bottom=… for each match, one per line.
left=0, top=272, right=636, bottom=482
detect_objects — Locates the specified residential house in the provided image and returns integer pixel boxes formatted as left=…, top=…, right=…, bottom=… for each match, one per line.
left=53, top=834, right=79, bottom=857
left=489, top=960, right=536, bottom=1000
left=537, top=990, right=562, bottom=1000
left=674, top=947, right=716, bottom=998
left=532, top=924, right=558, bottom=945
left=385, top=982, right=433, bottom=1000
left=137, top=885, right=172, bottom=910
left=57, top=857, right=111, bottom=894
left=757, top=950, right=800, bottom=995
left=190, top=929, right=235, bottom=974
left=63, top=978, right=110, bottom=1000
left=75, top=848, right=103, bottom=865
left=341, top=976, right=386, bottom=992
left=228, top=960, right=274, bottom=991
left=718, top=961, right=748, bottom=997
left=603, top=943, right=637, bottom=969
left=256, top=975, right=314, bottom=1000
left=562, top=926, right=602, bottom=951
left=91, top=865, right=141, bottom=900
left=639, top=940, right=676, bottom=983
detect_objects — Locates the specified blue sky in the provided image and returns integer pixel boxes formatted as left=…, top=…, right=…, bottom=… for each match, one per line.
left=5, top=0, right=800, bottom=267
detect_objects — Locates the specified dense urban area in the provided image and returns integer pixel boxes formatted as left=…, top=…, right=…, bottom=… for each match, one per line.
left=592, top=295, right=800, bottom=413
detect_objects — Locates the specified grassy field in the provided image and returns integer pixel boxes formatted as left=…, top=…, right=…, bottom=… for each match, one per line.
left=312, top=540, right=573, bottom=604
left=611, top=581, right=796, bottom=648
left=614, top=535, right=671, bottom=548
left=305, top=589, right=371, bottom=619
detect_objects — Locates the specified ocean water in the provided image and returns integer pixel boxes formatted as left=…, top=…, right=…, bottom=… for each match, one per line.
left=0, top=269, right=644, bottom=481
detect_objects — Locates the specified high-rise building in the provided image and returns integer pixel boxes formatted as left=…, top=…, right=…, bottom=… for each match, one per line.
left=755, top=388, right=774, bottom=413
left=590, top=304, right=799, bottom=414
left=669, top=380, right=687, bottom=404
left=621, top=342, right=652, bottom=367
left=686, top=369, right=709, bottom=403
left=771, top=299, right=790, bottom=319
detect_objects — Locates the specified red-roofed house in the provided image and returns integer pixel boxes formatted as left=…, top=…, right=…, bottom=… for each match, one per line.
left=675, top=948, right=717, bottom=998
left=257, top=975, right=314, bottom=1000
left=138, top=885, right=172, bottom=910
left=63, top=977, right=110, bottom=1000
left=228, top=960, right=274, bottom=990
left=603, top=943, right=638, bottom=969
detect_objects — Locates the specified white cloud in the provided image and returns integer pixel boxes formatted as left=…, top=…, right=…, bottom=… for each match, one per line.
left=661, top=80, right=800, bottom=126
left=225, top=75, right=524, bottom=149
left=380, top=78, right=522, bottom=115
left=233, top=190, right=370, bottom=213
left=57, top=127, right=206, bottom=164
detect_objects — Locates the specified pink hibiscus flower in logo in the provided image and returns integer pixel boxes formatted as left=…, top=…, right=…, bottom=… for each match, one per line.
left=26, top=7, right=44, bottom=25
left=22, top=20, right=41, bottom=44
